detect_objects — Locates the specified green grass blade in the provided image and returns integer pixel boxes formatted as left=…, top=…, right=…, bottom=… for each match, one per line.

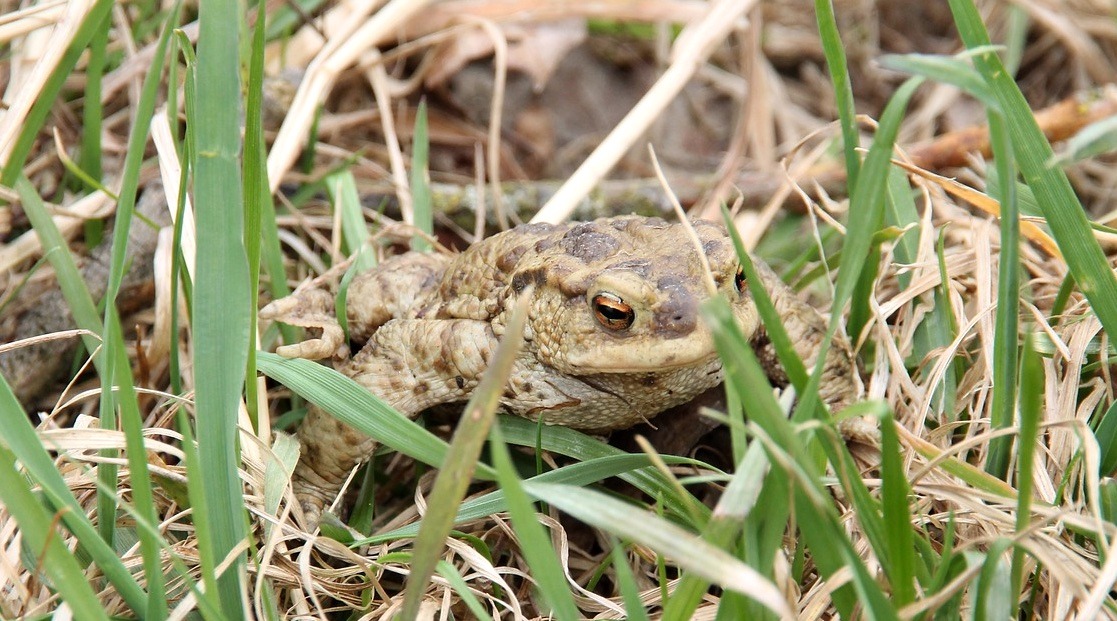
left=190, top=0, right=251, bottom=614
left=723, top=207, right=807, bottom=391
left=258, top=352, right=457, bottom=472
left=793, top=77, right=922, bottom=433
left=79, top=12, right=109, bottom=186
left=985, top=111, right=1020, bottom=480
left=488, top=424, right=581, bottom=620
left=328, top=171, right=377, bottom=340
left=974, top=540, right=1013, bottom=621
left=1051, top=115, right=1117, bottom=165
left=1001, top=6, right=1029, bottom=76
left=96, top=9, right=181, bottom=615
left=0, top=370, right=147, bottom=613
left=1012, top=334, right=1042, bottom=596
left=878, top=53, right=997, bottom=108
left=244, top=0, right=271, bottom=435
left=15, top=177, right=119, bottom=545
left=1094, top=399, right=1117, bottom=476
left=662, top=442, right=772, bottom=620
left=880, top=411, right=916, bottom=605
left=884, top=167, right=959, bottom=417
left=0, top=444, right=110, bottom=621
left=409, top=100, right=433, bottom=251
left=364, top=453, right=705, bottom=544
left=327, top=171, right=373, bottom=258
left=523, top=481, right=793, bottom=619
left=14, top=178, right=104, bottom=372
left=435, top=561, right=495, bottom=621
left=0, top=0, right=113, bottom=186
left=496, top=417, right=710, bottom=523
left=948, top=0, right=1117, bottom=339
left=610, top=540, right=651, bottom=621
left=703, top=296, right=895, bottom=618
left=813, top=0, right=860, bottom=186
left=176, top=408, right=228, bottom=617
left=170, top=30, right=197, bottom=397
left=107, top=310, right=168, bottom=620
left=831, top=76, right=923, bottom=321
left=400, top=294, right=531, bottom=619
left=103, top=0, right=179, bottom=306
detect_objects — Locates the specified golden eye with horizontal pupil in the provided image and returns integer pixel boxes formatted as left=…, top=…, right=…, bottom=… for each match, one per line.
left=734, top=267, right=747, bottom=293
left=591, top=293, right=635, bottom=330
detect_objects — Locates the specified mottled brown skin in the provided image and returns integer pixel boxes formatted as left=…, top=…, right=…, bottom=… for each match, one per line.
left=261, top=216, right=867, bottom=523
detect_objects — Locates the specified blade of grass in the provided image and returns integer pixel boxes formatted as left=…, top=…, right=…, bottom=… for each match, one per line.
left=106, top=310, right=169, bottom=620
left=78, top=11, right=109, bottom=189
left=176, top=405, right=229, bottom=618
left=878, top=53, right=996, bottom=109
left=949, top=0, right=1117, bottom=339
left=974, top=540, right=1014, bottom=621
left=435, top=560, right=496, bottom=621
left=14, top=176, right=118, bottom=547
left=880, top=409, right=916, bottom=606
left=0, top=0, right=114, bottom=187
left=610, top=540, right=651, bottom=621
left=190, top=0, right=250, bottom=614
left=661, top=441, right=772, bottom=620
left=328, top=170, right=377, bottom=342
left=257, top=352, right=458, bottom=472
left=884, top=166, right=958, bottom=417
left=400, top=293, right=531, bottom=619
left=985, top=110, right=1020, bottom=480
left=364, top=452, right=706, bottom=545
left=703, top=297, right=896, bottom=618
left=1094, top=400, right=1117, bottom=477
left=1051, top=115, right=1117, bottom=165
left=488, top=423, right=580, bottom=620
left=244, top=0, right=271, bottom=435
left=97, top=8, right=182, bottom=615
left=814, top=0, right=861, bottom=186
left=328, top=170, right=373, bottom=258
left=409, top=100, right=433, bottom=251
left=496, top=417, right=709, bottom=524
left=1011, top=334, right=1042, bottom=596
left=723, top=207, right=807, bottom=391
left=831, top=76, right=924, bottom=324
left=792, top=77, right=922, bottom=441
left=0, top=368, right=146, bottom=613
left=523, top=481, right=793, bottom=619
left=169, top=30, right=197, bottom=397
left=0, top=444, right=110, bottom=621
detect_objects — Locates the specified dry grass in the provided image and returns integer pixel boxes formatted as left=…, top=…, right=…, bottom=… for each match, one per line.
left=3, top=0, right=1117, bottom=618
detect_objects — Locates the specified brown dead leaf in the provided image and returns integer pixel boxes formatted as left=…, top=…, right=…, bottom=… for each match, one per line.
left=425, top=19, right=587, bottom=90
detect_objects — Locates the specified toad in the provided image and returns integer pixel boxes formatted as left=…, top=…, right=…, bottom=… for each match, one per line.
left=261, top=216, right=868, bottom=522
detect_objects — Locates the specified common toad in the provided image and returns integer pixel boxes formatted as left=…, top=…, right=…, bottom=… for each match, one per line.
left=261, top=216, right=868, bottom=522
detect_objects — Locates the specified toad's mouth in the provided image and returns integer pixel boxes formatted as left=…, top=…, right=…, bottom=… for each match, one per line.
left=563, top=330, right=721, bottom=374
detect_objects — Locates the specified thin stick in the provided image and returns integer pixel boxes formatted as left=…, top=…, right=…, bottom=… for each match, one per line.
left=532, top=0, right=755, bottom=224
left=365, top=50, right=414, bottom=225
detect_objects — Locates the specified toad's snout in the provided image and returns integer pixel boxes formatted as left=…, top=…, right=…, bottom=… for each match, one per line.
left=652, top=286, right=699, bottom=338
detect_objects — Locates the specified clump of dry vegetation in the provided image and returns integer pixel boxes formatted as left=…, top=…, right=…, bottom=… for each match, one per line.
left=4, top=0, right=1117, bottom=618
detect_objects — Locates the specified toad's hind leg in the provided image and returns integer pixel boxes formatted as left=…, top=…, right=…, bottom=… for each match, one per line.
left=292, top=318, right=497, bottom=524
left=343, top=252, right=451, bottom=342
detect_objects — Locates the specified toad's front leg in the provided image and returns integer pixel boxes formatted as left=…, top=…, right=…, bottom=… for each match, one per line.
left=292, top=319, right=497, bottom=524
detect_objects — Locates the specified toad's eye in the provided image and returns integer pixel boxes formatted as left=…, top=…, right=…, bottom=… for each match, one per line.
left=734, top=267, right=747, bottom=293
left=591, top=293, right=635, bottom=330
